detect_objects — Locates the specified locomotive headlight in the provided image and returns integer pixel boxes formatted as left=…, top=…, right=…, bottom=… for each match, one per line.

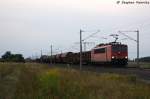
left=112, top=56, right=115, bottom=59
left=125, top=56, right=128, bottom=59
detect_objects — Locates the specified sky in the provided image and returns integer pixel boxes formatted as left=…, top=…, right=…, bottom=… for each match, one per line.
left=0, top=0, right=150, bottom=59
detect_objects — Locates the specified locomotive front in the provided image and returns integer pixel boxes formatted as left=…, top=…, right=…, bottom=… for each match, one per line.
left=111, top=44, right=128, bottom=65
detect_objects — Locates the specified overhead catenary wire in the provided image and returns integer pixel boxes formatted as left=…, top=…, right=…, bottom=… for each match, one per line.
left=82, top=30, right=100, bottom=41
left=118, top=31, right=137, bottom=42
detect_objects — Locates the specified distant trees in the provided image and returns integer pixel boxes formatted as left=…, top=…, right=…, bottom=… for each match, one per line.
left=135, top=56, right=150, bottom=63
left=1, top=51, right=25, bottom=62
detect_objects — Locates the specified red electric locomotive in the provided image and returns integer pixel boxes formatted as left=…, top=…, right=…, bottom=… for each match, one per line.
left=91, top=42, right=128, bottom=65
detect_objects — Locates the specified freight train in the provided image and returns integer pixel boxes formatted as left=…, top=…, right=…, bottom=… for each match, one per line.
left=40, top=42, right=128, bottom=66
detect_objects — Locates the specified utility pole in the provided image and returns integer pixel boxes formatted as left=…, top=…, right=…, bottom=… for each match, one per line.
left=80, top=29, right=83, bottom=70
left=40, top=50, right=43, bottom=63
left=118, top=30, right=140, bottom=68
left=41, top=50, right=42, bottom=57
left=137, top=30, right=139, bottom=67
left=51, top=45, right=52, bottom=64
left=79, top=29, right=100, bottom=70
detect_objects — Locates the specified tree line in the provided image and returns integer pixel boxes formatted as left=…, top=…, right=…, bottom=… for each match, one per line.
left=136, top=56, right=150, bottom=63
left=0, top=51, right=25, bottom=62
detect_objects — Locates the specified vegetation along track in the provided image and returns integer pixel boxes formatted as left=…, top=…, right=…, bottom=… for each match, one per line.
left=0, top=62, right=150, bottom=99
left=55, top=64, right=150, bottom=83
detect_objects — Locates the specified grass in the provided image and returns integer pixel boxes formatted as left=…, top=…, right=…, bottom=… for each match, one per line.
left=0, top=62, right=150, bottom=99
left=128, top=62, right=150, bottom=68
left=139, top=62, right=150, bottom=68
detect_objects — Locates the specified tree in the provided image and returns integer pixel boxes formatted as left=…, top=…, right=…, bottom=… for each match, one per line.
left=1, top=51, right=25, bottom=62
left=2, top=51, right=11, bottom=61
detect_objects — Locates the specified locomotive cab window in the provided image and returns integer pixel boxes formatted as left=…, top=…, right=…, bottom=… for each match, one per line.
left=94, top=48, right=106, bottom=54
left=112, top=45, right=127, bottom=52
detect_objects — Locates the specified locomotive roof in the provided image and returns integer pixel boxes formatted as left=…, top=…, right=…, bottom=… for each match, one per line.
left=95, top=42, right=127, bottom=48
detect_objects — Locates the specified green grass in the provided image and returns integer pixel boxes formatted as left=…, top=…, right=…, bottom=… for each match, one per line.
left=128, top=62, right=150, bottom=68
left=0, top=62, right=150, bottom=99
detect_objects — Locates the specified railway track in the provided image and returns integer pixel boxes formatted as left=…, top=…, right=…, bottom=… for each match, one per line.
left=55, top=64, right=150, bottom=83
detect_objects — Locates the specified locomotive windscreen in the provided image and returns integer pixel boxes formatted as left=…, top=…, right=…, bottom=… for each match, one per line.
left=112, top=45, right=127, bottom=52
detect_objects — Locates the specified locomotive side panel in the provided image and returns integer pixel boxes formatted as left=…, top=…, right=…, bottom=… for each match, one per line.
left=91, top=47, right=107, bottom=62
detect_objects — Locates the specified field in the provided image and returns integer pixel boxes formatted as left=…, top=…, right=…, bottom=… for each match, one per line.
left=0, top=63, right=150, bottom=99
left=128, top=62, right=150, bottom=68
